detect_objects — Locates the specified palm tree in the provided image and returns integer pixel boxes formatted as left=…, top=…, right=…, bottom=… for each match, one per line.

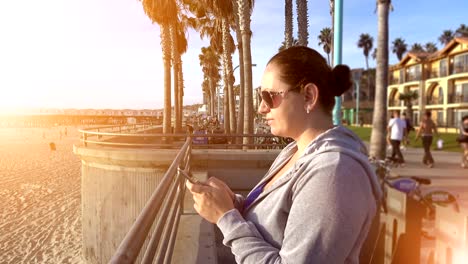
left=318, top=27, right=332, bottom=65
left=424, top=42, right=438, bottom=53
left=141, top=0, right=178, bottom=135
left=186, top=1, right=236, bottom=134
left=170, top=19, right=188, bottom=133
left=284, top=0, right=294, bottom=49
left=358, top=33, right=374, bottom=99
left=372, top=48, right=377, bottom=60
left=205, top=0, right=237, bottom=134
left=237, top=0, right=255, bottom=147
left=369, top=0, right=391, bottom=160
left=199, top=46, right=221, bottom=116
left=438, top=30, right=455, bottom=46
left=233, top=0, right=255, bottom=145
left=391, top=37, right=407, bottom=61
left=456, top=24, right=468, bottom=37
left=399, top=90, right=418, bottom=122
left=329, top=0, right=334, bottom=64
left=278, top=38, right=299, bottom=52
left=175, top=21, right=188, bottom=133
left=410, top=43, right=424, bottom=53
left=296, top=0, right=309, bottom=46
left=358, top=33, right=374, bottom=72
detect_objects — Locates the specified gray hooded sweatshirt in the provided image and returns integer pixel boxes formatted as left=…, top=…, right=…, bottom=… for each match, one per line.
left=217, top=126, right=382, bottom=263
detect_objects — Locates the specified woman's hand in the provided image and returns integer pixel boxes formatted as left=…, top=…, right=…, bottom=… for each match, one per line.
left=205, top=177, right=236, bottom=203
left=186, top=178, right=235, bottom=223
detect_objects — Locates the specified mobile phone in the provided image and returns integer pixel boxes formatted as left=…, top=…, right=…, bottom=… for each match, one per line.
left=177, top=168, right=200, bottom=184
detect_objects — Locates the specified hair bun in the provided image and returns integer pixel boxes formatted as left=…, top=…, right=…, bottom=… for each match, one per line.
left=330, top=65, right=352, bottom=96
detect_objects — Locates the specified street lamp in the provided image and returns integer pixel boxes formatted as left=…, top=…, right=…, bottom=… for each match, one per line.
left=232, top=63, right=257, bottom=75
left=231, top=63, right=257, bottom=115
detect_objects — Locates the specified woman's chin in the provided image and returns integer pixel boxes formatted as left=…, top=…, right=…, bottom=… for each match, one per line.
left=270, top=127, right=284, bottom=137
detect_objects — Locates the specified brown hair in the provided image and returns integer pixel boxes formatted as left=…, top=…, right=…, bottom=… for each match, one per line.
left=267, top=46, right=352, bottom=112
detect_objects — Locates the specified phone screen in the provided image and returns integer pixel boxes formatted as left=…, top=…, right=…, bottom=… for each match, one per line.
left=177, top=168, right=200, bottom=184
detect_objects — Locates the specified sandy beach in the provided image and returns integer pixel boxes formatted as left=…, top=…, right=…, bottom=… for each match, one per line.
left=0, top=127, right=82, bottom=263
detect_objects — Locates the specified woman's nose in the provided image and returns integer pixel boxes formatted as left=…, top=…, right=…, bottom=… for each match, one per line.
left=257, top=100, right=270, bottom=115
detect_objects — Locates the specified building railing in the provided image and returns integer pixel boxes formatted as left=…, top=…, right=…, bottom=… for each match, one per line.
left=389, top=77, right=400, bottom=85
left=448, top=94, right=468, bottom=104
left=428, top=70, right=439, bottom=79
left=426, top=96, right=444, bottom=105
left=405, top=73, right=422, bottom=82
left=452, top=64, right=468, bottom=74
left=388, top=99, right=400, bottom=107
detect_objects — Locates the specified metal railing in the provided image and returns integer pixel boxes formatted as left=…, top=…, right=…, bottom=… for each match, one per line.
left=78, top=125, right=289, bottom=149
left=110, top=137, right=192, bottom=264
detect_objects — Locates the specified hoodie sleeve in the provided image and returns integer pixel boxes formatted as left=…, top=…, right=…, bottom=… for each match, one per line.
left=217, top=152, right=377, bottom=263
left=233, top=194, right=245, bottom=211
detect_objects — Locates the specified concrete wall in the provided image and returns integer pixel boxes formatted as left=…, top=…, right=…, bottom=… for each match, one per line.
left=74, top=146, right=179, bottom=263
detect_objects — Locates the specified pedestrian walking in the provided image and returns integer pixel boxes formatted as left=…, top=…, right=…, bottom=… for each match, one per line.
left=387, top=110, right=407, bottom=166
left=456, top=115, right=468, bottom=168
left=415, top=111, right=439, bottom=168
left=401, top=112, right=414, bottom=145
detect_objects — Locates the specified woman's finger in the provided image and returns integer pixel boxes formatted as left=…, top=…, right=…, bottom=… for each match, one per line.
left=186, top=180, right=212, bottom=194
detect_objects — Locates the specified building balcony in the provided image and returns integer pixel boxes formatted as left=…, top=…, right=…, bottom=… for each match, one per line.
left=405, top=74, right=422, bottom=82
left=452, top=64, right=468, bottom=75
left=388, top=99, right=400, bottom=107
left=426, top=96, right=444, bottom=105
left=448, top=94, right=468, bottom=104
left=389, top=77, right=400, bottom=85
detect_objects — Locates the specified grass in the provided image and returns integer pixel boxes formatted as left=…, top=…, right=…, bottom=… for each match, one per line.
left=346, top=125, right=462, bottom=153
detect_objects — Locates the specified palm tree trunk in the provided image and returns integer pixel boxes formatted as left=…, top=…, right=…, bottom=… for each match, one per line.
left=369, top=0, right=390, bottom=159
left=171, top=24, right=180, bottom=133
left=209, top=81, right=215, bottom=117
left=233, top=0, right=245, bottom=144
left=330, top=0, right=334, bottom=65
left=365, top=56, right=373, bottom=100
left=161, top=24, right=172, bottom=135
left=178, top=57, right=184, bottom=130
left=238, top=0, right=254, bottom=147
left=285, top=0, right=293, bottom=48
left=296, top=0, right=309, bottom=46
left=222, top=18, right=234, bottom=134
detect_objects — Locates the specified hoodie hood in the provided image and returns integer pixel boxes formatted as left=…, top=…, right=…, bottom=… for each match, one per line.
left=284, top=126, right=382, bottom=206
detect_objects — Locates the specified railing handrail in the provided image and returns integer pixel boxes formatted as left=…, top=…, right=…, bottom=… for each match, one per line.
left=110, top=137, right=191, bottom=263
left=78, top=123, right=288, bottom=149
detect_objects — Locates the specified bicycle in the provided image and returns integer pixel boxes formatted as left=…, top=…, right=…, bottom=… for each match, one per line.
left=369, top=157, right=459, bottom=240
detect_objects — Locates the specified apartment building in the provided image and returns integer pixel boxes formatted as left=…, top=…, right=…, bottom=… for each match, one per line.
left=388, top=37, right=468, bottom=128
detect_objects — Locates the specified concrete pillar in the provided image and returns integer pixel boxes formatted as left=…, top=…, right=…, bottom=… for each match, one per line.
left=73, top=145, right=179, bottom=263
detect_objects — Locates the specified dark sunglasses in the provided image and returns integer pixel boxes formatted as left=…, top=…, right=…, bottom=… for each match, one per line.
left=258, top=85, right=301, bottom=109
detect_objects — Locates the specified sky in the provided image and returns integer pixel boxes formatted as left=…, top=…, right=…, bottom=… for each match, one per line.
left=0, top=0, right=466, bottom=111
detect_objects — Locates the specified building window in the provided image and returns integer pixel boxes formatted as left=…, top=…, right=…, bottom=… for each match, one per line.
left=438, top=87, right=444, bottom=104
left=407, top=65, right=421, bottom=82
left=439, top=58, right=447, bottom=77
left=453, top=83, right=468, bottom=103
left=453, top=52, right=468, bottom=74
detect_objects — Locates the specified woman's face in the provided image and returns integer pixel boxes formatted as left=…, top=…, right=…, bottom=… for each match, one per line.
left=258, top=64, right=305, bottom=138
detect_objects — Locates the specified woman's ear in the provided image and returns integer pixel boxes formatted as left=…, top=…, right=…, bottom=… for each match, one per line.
left=303, top=83, right=319, bottom=111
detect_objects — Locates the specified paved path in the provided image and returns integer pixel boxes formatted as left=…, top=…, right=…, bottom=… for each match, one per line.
left=388, top=146, right=468, bottom=208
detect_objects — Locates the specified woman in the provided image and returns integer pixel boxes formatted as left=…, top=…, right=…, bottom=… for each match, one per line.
left=457, top=115, right=468, bottom=168
left=186, top=46, right=382, bottom=263
left=415, top=111, right=439, bottom=168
